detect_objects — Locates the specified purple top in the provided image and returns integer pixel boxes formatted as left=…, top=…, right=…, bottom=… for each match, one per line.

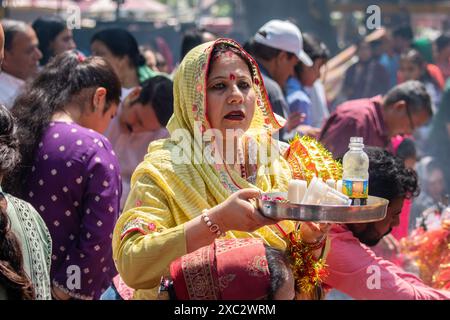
left=24, top=121, right=122, bottom=300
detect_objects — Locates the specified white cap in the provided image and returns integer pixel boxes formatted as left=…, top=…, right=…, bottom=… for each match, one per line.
left=254, top=19, right=313, bottom=67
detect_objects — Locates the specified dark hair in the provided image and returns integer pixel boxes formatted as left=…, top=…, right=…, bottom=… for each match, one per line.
left=265, top=245, right=291, bottom=300
left=369, top=39, right=383, bottom=51
left=303, top=34, right=330, bottom=61
left=91, top=28, right=146, bottom=69
left=436, top=32, right=450, bottom=53
left=365, top=147, right=419, bottom=201
left=396, top=138, right=416, bottom=161
left=208, top=42, right=255, bottom=79
left=393, top=25, right=414, bottom=42
left=0, top=105, right=35, bottom=300
left=0, top=106, right=20, bottom=176
left=1, top=19, right=29, bottom=51
left=295, top=33, right=329, bottom=75
left=400, top=48, right=426, bottom=68
left=384, top=80, right=432, bottom=116
left=133, top=76, right=174, bottom=126
left=5, top=50, right=121, bottom=197
left=400, top=49, right=439, bottom=89
left=32, top=15, right=67, bottom=65
left=180, top=28, right=216, bottom=61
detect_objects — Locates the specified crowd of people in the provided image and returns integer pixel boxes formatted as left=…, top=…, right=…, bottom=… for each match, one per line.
left=0, top=14, right=449, bottom=300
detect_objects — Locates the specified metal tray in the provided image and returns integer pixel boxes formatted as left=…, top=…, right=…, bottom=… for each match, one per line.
left=257, top=192, right=388, bottom=223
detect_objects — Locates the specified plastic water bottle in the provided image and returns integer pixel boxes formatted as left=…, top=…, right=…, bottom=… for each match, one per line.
left=342, top=137, right=369, bottom=206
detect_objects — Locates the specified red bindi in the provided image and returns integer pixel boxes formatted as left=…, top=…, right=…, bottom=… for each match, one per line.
left=229, top=73, right=236, bottom=81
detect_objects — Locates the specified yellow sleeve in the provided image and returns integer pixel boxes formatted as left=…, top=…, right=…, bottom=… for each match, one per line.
left=112, top=175, right=187, bottom=290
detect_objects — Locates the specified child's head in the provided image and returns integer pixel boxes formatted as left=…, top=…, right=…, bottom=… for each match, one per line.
left=169, top=238, right=295, bottom=300
left=265, top=245, right=295, bottom=300
left=435, top=32, right=450, bottom=59
left=294, top=33, right=330, bottom=86
left=399, top=49, right=427, bottom=81
left=394, top=137, right=417, bottom=169
left=392, top=25, right=414, bottom=54
left=13, top=50, right=121, bottom=133
left=120, top=75, right=173, bottom=133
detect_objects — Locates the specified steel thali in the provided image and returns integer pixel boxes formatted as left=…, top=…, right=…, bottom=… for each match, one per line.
left=257, top=192, right=389, bottom=223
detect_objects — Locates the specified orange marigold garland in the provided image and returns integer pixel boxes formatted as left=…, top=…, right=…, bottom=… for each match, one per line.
left=282, top=135, right=338, bottom=296
left=286, top=229, right=329, bottom=296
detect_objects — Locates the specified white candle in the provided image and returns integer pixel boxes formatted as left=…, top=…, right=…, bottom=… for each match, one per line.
left=288, top=180, right=307, bottom=204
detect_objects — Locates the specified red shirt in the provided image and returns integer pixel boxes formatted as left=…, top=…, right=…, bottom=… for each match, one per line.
left=319, top=96, right=390, bottom=159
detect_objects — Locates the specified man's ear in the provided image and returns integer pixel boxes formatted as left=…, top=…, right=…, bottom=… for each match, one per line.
left=93, top=87, right=107, bottom=112
left=277, top=51, right=288, bottom=63
left=128, top=86, right=142, bottom=102
left=123, top=86, right=142, bottom=108
left=392, top=100, right=407, bottom=113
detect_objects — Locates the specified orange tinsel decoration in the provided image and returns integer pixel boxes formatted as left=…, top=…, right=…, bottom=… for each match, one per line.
left=284, top=135, right=342, bottom=183
left=401, top=228, right=450, bottom=289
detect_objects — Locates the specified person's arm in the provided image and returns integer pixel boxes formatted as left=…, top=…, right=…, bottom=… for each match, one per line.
left=114, top=172, right=274, bottom=290
left=113, top=174, right=188, bottom=290
left=325, top=231, right=450, bottom=300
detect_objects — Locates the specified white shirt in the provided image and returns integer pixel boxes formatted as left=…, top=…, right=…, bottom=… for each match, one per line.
left=0, top=71, right=25, bottom=109
left=305, top=80, right=330, bottom=129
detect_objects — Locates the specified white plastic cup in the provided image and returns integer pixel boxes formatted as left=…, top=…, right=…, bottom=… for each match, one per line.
left=326, top=179, right=336, bottom=189
left=303, top=177, right=351, bottom=205
left=288, top=179, right=308, bottom=204
left=336, top=180, right=343, bottom=193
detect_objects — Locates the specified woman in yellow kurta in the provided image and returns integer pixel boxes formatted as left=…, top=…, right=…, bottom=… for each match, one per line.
left=112, top=39, right=328, bottom=300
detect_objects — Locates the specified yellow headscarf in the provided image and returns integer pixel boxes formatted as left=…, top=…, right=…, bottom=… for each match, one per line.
left=112, top=39, right=296, bottom=298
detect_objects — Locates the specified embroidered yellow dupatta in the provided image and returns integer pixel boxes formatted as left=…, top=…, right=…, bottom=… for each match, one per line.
left=112, top=39, right=296, bottom=299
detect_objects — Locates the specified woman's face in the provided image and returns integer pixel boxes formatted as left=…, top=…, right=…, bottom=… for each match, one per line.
left=206, top=52, right=256, bottom=138
left=51, top=28, right=76, bottom=56
left=91, top=40, right=122, bottom=78
left=400, top=59, right=422, bottom=81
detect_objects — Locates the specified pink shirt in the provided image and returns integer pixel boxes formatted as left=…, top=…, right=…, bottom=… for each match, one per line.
left=325, top=224, right=450, bottom=300
left=105, top=114, right=169, bottom=210
left=391, top=199, right=411, bottom=240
